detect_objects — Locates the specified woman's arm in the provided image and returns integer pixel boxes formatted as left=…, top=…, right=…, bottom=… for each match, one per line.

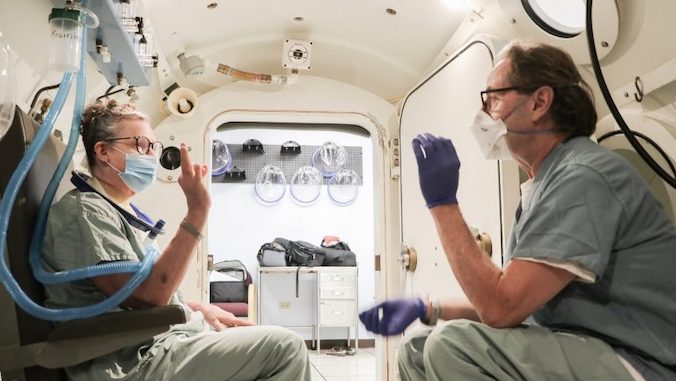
left=91, top=145, right=212, bottom=308
left=186, top=301, right=255, bottom=331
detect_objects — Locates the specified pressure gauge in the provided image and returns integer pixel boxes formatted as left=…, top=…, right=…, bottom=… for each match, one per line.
left=282, top=39, right=313, bottom=70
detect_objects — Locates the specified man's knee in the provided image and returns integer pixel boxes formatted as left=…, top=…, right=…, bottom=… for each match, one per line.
left=399, top=329, right=430, bottom=364
left=397, top=328, right=435, bottom=381
left=423, top=319, right=480, bottom=364
left=398, top=328, right=434, bottom=369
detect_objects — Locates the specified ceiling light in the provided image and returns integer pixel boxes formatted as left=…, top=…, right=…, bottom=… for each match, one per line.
left=443, top=0, right=470, bottom=10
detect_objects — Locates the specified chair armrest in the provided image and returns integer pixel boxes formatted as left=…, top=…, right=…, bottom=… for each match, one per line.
left=48, top=304, right=189, bottom=341
left=0, top=304, right=189, bottom=371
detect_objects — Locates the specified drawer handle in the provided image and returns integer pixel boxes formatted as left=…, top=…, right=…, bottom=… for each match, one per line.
left=332, top=310, right=345, bottom=316
left=332, top=291, right=344, bottom=296
left=331, top=275, right=344, bottom=281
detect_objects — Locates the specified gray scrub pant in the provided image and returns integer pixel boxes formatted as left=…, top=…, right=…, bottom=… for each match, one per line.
left=398, top=319, right=636, bottom=381
left=66, top=325, right=311, bottom=381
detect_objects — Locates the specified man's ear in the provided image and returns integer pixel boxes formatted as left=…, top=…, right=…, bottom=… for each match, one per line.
left=531, top=85, right=554, bottom=122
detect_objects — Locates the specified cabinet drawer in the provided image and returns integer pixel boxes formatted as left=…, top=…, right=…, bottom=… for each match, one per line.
left=320, top=272, right=356, bottom=288
left=320, top=301, right=355, bottom=326
left=320, top=286, right=356, bottom=299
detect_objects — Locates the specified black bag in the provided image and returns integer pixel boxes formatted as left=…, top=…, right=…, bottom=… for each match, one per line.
left=322, top=247, right=357, bottom=266
left=320, top=239, right=357, bottom=266
left=322, top=240, right=351, bottom=251
left=210, top=260, right=250, bottom=303
left=257, top=242, right=288, bottom=267
left=286, top=240, right=325, bottom=267
left=272, top=237, right=291, bottom=250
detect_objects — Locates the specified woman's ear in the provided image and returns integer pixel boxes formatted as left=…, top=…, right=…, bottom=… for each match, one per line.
left=93, top=141, right=109, bottom=164
left=531, top=85, right=554, bottom=122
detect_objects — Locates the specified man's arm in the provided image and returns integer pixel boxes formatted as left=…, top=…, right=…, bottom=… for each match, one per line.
left=429, top=204, right=575, bottom=327
left=421, top=298, right=479, bottom=323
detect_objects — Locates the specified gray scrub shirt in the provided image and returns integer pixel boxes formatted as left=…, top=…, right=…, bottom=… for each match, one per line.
left=42, top=190, right=150, bottom=310
left=507, top=137, right=676, bottom=380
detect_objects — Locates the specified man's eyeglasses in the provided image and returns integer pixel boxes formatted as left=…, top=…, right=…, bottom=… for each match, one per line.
left=105, top=136, right=164, bottom=156
left=480, top=86, right=536, bottom=112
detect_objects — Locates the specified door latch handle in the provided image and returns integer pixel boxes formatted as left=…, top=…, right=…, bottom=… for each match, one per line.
left=399, top=244, right=418, bottom=272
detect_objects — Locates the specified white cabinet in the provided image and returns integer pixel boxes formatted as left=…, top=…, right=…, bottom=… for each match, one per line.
left=257, top=266, right=358, bottom=352
left=258, top=267, right=318, bottom=345
left=318, top=268, right=358, bottom=352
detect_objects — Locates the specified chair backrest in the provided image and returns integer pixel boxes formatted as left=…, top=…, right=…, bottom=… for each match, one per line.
left=0, top=106, right=65, bottom=380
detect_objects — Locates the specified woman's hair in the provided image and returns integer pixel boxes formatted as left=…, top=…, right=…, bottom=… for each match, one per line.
left=80, top=99, right=147, bottom=169
left=498, top=41, right=597, bottom=138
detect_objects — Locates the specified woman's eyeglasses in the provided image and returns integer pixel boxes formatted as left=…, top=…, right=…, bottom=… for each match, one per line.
left=105, top=136, right=164, bottom=156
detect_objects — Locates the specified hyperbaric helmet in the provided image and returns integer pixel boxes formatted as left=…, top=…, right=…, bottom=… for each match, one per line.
left=328, top=169, right=360, bottom=205
left=211, top=139, right=232, bottom=176
left=312, top=141, right=347, bottom=178
left=254, top=165, right=287, bottom=203
left=290, top=166, right=322, bottom=204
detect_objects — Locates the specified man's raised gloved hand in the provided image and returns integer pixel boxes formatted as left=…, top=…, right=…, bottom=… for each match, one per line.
left=359, top=297, right=425, bottom=336
left=411, top=133, right=460, bottom=208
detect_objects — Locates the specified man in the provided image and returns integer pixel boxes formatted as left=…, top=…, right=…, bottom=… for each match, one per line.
left=359, top=41, right=676, bottom=380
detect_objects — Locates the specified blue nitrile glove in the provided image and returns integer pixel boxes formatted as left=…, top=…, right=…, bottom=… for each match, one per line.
left=412, top=133, right=460, bottom=208
left=359, top=297, right=425, bottom=336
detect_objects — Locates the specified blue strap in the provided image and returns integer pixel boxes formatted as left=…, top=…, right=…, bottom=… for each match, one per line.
left=70, top=171, right=164, bottom=236
left=130, top=203, right=154, bottom=225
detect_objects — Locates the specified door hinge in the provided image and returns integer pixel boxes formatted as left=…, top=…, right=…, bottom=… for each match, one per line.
left=207, top=254, right=214, bottom=271
left=390, top=138, right=400, bottom=180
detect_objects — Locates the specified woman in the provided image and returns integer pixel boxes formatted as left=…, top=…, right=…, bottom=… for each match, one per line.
left=42, top=100, right=310, bottom=380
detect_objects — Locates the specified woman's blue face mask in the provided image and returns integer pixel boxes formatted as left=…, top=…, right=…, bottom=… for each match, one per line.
left=107, top=145, right=158, bottom=193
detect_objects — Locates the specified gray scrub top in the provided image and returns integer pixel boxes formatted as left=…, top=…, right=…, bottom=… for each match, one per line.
left=42, top=189, right=152, bottom=310
left=507, top=137, right=676, bottom=380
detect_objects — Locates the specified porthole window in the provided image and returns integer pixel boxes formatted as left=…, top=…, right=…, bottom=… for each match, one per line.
left=521, top=0, right=585, bottom=38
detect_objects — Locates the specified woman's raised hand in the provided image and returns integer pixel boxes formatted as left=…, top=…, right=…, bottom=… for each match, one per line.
left=177, top=144, right=211, bottom=218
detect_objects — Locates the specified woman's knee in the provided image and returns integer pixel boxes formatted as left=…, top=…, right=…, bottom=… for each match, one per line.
left=268, top=326, right=307, bottom=353
left=278, top=327, right=309, bottom=365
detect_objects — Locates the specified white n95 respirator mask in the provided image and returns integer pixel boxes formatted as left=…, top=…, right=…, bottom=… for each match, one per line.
left=469, top=110, right=513, bottom=161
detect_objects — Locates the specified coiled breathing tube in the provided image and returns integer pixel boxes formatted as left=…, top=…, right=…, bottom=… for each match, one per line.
left=29, top=11, right=149, bottom=285
left=0, top=0, right=159, bottom=320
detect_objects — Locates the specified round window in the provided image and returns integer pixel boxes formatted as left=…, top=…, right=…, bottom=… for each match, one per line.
left=521, top=0, right=585, bottom=38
